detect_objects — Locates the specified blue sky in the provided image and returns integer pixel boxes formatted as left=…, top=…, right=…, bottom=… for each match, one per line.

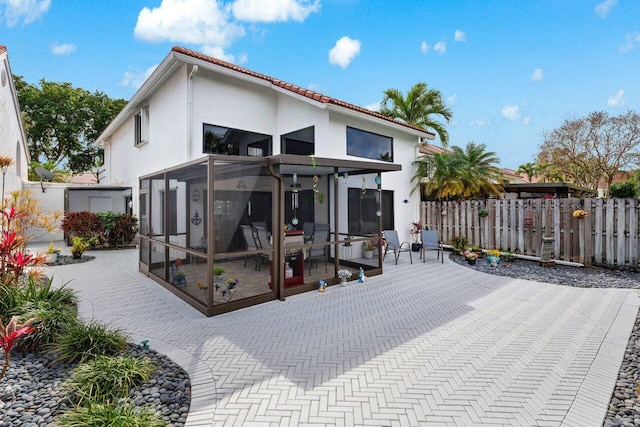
left=2, top=0, right=639, bottom=168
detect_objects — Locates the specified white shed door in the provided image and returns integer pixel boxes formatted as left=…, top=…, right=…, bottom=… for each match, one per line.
left=89, top=197, right=113, bottom=213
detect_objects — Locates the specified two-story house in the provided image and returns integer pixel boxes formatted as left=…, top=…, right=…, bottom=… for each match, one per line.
left=97, top=46, right=434, bottom=316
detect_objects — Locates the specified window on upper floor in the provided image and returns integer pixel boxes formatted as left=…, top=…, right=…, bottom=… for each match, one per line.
left=135, top=106, right=149, bottom=147
left=203, top=123, right=272, bottom=157
left=281, top=126, right=315, bottom=155
left=346, top=126, right=393, bottom=162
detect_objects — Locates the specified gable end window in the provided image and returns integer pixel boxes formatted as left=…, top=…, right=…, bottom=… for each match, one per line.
left=203, top=123, right=272, bottom=156
left=135, top=106, right=149, bottom=147
left=346, top=126, right=393, bottom=162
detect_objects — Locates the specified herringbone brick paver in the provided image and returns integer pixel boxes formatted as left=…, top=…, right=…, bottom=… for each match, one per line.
left=42, top=245, right=639, bottom=426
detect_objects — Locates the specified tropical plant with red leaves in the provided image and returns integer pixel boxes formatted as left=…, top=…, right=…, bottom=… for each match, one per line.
left=0, top=207, right=44, bottom=285
left=0, top=316, right=37, bottom=380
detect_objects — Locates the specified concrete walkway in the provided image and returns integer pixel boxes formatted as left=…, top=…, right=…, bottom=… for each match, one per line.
left=39, top=245, right=639, bottom=426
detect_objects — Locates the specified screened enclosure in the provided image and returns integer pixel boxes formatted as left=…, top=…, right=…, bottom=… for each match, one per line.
left=139, top=154, right=400, bottom=316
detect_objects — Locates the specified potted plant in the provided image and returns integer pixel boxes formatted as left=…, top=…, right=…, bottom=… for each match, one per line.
left=337, top=269, right=352, bottom=286
left=362, top=240, right=375, bottom=259
left=409, top=221, right=423, bottom=252
left=486, top=249, right=501, bottom=264
left=463, top=249, right=479, bottom=265
left=71, top=236, right=89, bottom=259
left=45, top=241, right=61, bottom=263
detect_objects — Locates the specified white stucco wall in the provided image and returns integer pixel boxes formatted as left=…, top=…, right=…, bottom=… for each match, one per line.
left=22, top=182, right=65, bottom=242
left=103, top=56, right=426, bottom=248
left=0, top=49, right=29, bottom=194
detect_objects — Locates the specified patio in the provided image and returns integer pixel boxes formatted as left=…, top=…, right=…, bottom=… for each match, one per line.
left=42, top=245, right=638, bottom=426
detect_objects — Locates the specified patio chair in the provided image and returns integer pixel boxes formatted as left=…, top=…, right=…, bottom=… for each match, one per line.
left=420, top=229, right=443, bottom=263
left=240, top=225, right=258, bottom=268
left=382, top=230, right=412, bottom=265
left=302, top=222, right=315, bottom=243
left=307, top=224, right=329, bottom=275
left=254, top=226, right=272, bottom=271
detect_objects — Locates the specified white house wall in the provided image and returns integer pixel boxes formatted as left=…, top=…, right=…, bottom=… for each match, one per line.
left=274, top=93, right=330, bottom=153
left=328, top=113, right=421, bottom=244
left=0, top=49, right=29, bottom=193
left=191, top=69, right=276, bottom=157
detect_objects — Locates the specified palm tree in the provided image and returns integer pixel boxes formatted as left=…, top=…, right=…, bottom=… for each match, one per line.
left=379, top=82, right=453, bottom=147
left=454, top=142, right=503, bottom=198
left=412, top=142, right=502, bottom=200
left=516, top=162, right=538, bottom=183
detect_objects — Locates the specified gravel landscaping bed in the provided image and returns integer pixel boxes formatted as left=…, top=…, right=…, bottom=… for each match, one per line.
left=0, top=344, right=190, bottom=426
left=450, top=252, right=640, bottom=426
left=44, top=255, right=95, bottom=266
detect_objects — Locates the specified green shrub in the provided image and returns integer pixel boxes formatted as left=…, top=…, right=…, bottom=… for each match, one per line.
left=15, top=302, right=78, bottom=352
left=48, top=321, right=128, bottom=364
left=107, top=213, right=139, bottom=248
left=1, top=277, right=76, bottom=324
left=609, top=181, right=638, bottom=198
left=450, top=235, right=469, bottom=254
left=71, top=236, right=90, bottom=257
left=65, top=355, right=156, bottom=405
left=57, top=401, right=165, bottom=427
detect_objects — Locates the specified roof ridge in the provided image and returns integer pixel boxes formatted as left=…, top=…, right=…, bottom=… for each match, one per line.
left=171, top=46, right=434, bottom=137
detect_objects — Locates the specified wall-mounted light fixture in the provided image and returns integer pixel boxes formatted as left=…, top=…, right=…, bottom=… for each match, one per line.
left=237, top=180, right=247, bottom=190
left=192, top=189, right=200, bottom=202
left=191, top=210, right=202, bottom=225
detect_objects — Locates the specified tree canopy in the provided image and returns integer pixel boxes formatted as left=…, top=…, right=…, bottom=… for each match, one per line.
left=413, top=141, right=502, bottom=200
left=13, top=76, right=127, bottom=180
left=379, top=82, right=452, bottom=146
left=537, top=111, right=640, bottom=192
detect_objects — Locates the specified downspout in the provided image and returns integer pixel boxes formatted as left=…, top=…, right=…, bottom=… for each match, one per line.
left=267, top=160, right=286, bottom=301
left=187, top=65, right=199, bottom=159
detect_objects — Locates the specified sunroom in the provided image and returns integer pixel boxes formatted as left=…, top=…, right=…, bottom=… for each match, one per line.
left=139, top=154, right=400, bottom=316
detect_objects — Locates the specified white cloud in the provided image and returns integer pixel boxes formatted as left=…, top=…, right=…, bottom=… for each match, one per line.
left=531, top=68, right=544, bottom=82
left=51, top=42, right=76, bottom=56
left=595, top=0, right=617, bottom=19
left=119, top=65, right=159, bottom=90
left=620, top=31, right=640, bottom=53
left=365, top=102, right=380, bottom=111
left=454, top=30, right=466, bottom=42
left=201, top=45, right=243, bottom=63
left=231, top=0, right=320, bottom=22
left=1, top=0, right=50, bottom=27
left=468, top=120, right=492, bottom=127
left=447, top=94, right=457, bottom=105
left=134, top=0, right=245, bottom=48
left=522, top=116, right=531, bottom=125
left=328, top=36, right=361, bottom=68
left=420, top=41, right=428, bottom=54
left=433, top=41, right=446, bottom=55
left=502, top=104, right=520, bottom=121
left=607, top=89, right=625, bottom=107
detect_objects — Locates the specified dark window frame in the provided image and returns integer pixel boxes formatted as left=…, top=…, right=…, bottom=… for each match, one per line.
left=346, top=126, right=393, bottom=162
left=203, top=123, right=272, bottom=157
left=347, top=188, right=394, bottom=234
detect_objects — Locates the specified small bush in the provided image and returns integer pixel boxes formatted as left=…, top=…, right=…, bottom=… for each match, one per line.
left=64, top=355, right=156, bottom=405
left=49, top=321, right=128, bottom=364
left=1, top=277, right=76, bottom=324
left=57, top=401, right=165, bottom=427
left=61, top=211, right=104, bottom=241
left=450, top=235, right=469, bottom=254
left=609, top=181, right=638, bottom=198
left=15, top=302, right=78, bottom=352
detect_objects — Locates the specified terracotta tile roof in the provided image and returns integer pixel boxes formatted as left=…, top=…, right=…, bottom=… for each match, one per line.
left=171, top=46, right=434, bottom=137
left=418, top=144, right=449, bottom=155
left=0, top=46, right=7, bottom=54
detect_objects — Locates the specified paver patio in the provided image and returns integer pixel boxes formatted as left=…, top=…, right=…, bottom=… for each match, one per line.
left=41, top=246, right=639, bottom=426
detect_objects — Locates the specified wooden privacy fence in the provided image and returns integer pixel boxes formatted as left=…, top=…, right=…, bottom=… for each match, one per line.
left=422, top=198, right=640, bottom=270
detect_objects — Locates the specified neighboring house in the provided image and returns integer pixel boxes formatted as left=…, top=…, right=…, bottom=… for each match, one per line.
left=0, top=45, right=30, bottom=193
left=97, top=46, right=434, bottom=315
